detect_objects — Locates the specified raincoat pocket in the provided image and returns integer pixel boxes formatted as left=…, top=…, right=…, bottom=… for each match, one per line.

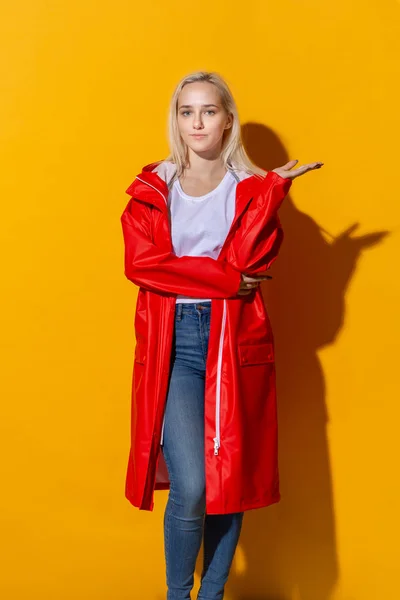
left=238, top=342, right=274, bottom=366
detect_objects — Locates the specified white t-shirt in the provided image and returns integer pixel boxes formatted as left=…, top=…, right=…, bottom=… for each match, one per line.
left=168, top=170, right=238, bottom=303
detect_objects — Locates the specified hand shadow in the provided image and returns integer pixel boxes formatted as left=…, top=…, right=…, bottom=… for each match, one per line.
left=196, top=122, right=389, bottom=600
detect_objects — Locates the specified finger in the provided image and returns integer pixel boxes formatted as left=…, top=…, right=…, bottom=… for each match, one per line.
left=298, top=162, right=324, bottom=171
left=242, top=275, right=265, bottom=282
left=284, top=160, right=299, bottom=169
left=248, top=271, right=273, bottom=280
left=251, top=271, right=269, bottom=277
left=289, top=162, right=323, bottom=178
left=304, top=162, right=324, bottom=170
left=246, top=273, right=271, bottom=280
left=272, top=160, right=298, bottom=175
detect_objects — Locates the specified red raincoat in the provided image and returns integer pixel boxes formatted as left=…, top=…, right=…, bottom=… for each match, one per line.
left=121, top=159, right=292, bottom=513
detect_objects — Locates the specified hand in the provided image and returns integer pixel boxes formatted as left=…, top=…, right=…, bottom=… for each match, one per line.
left=272, top=159, right=324, bottom=180
left=238, top=272, right=271, bottom=296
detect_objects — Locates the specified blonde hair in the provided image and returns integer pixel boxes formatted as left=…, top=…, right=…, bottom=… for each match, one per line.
left=164, top=71, right=266, bottom=179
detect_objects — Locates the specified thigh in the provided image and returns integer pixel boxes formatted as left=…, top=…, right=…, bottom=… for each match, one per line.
left=162, top=360, right=206, bottom=502
left=162, top=309, right=208, bottom=506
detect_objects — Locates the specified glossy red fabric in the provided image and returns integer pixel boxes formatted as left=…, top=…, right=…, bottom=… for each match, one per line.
left=121, top=160, right=292, bottom=513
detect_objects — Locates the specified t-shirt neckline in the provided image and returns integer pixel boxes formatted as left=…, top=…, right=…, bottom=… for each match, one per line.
left=174, top=170, right=231, bottom=201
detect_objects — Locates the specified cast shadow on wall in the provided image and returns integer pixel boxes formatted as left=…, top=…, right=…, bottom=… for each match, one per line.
left=199, top=122, right=389, bottom=600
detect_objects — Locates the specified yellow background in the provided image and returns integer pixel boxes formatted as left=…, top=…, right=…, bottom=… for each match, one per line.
left=1, top=1, right=399, bottom=599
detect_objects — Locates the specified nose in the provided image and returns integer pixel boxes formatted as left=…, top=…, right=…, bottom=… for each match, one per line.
left=193, top=113, right=204, bottom=130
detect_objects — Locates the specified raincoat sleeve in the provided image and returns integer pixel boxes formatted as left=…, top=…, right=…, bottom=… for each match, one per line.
left=226, top=171, right=293, bottom=275
left=121, top=197, right=242, bottom=298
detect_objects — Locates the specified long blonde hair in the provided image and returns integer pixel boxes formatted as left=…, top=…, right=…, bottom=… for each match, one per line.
left=164, top=71, right=265, bottom=179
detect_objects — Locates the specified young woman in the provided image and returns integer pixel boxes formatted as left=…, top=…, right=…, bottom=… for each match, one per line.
left=121, top=71, right=323, bottom=600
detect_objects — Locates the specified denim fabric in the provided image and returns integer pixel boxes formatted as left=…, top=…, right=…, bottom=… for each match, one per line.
left=161, top=301, right=244, bottom=600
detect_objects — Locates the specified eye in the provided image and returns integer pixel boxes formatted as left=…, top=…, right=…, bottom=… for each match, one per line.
left=180, top=110, right=216, bottom=117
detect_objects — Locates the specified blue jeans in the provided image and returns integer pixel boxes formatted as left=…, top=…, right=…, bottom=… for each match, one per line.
left=161, top=301, right=244, bottom=600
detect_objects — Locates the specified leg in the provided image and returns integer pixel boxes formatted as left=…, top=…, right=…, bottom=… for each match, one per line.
left=197, top=512, right=245, bottom=600
left=162, top=305, right=209, bottom=600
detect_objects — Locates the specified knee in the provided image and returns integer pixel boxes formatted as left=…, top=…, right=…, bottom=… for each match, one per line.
left=175, top=479, right=206, bottom=518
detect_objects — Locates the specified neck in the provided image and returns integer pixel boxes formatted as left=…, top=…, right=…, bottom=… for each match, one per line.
left=184, top=149, right=226, bottom=179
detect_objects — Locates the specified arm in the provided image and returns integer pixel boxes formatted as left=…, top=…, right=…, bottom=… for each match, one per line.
left=226, top=171, right=292, bottom=275
left=121, top=197, right=242, bottom=297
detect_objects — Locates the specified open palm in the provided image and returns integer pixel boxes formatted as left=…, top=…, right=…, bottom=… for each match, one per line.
left=273, top=159, right=324, bottom=179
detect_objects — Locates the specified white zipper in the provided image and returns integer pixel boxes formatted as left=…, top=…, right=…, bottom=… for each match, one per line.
left=160, top=411, right=165, bottom=445
left=214, top=298, right=227, bottom=455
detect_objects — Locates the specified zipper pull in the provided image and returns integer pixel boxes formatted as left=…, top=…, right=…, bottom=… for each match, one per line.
left=213, top=437, right=220, bottom=455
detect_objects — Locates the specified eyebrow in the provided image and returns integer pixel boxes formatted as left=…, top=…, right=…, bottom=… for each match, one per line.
left=178, top=104, right=220, bottom=109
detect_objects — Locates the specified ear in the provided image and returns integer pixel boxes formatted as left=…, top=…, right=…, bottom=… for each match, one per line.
left=224, top=114, right=234, bottom=129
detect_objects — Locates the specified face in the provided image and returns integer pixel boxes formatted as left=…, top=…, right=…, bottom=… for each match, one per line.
left=176, top=82, right=233, bottom=159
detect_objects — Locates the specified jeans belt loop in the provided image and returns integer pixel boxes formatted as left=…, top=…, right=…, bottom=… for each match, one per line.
left=176, top=303, right=183, bottom=320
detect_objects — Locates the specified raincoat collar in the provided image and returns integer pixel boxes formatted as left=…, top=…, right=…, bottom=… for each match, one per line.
left=125, top=159, right=260, bottom=216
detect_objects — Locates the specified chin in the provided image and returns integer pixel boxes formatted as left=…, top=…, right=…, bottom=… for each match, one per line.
left=187, top=139, right=215, bottom=151
left=188, top=145, right=211, bottom=154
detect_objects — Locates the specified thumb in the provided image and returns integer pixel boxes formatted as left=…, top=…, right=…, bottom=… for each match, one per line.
left=272, top=160, right=298, bottom=174
left=282, top=159, right=299, bottom=170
